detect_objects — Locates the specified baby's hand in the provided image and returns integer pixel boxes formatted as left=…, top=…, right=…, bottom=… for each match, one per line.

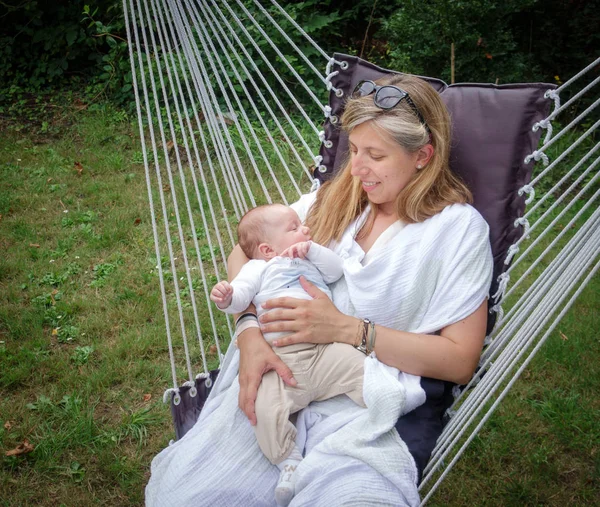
left=281, top=241, right=312, bottom=259
left=210, top=281, right=233, bottom=309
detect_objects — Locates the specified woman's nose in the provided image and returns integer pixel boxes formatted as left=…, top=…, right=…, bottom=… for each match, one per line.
left=350, top=153, right=367, bottom=176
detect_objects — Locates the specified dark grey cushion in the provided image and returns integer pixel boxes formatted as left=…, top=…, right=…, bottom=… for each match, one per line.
left=318, top=53, right=556, bottom=332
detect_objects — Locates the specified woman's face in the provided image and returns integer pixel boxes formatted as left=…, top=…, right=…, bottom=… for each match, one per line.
left=349, top=121, right=420, bottom=216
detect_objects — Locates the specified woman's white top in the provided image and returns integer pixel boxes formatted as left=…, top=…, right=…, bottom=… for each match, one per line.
left=291, top=192, right=493, bottom=336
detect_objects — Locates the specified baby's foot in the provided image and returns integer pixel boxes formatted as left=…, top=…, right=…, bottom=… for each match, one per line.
left=275, top=463, right=298, bottom=506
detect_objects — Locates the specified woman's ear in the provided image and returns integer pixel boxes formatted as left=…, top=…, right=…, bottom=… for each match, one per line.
left=258, top=243, right=277, bottom=260
left=416, top=143, right=435, bottom=169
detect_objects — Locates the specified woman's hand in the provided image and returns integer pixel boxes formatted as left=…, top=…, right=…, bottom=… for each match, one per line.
left=237, top=327, right=297, bottom=425
left=260, top=276, right=358, bottom=347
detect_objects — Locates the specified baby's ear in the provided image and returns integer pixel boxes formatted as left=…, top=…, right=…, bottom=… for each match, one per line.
left=258, top=243, right=277, bottom=260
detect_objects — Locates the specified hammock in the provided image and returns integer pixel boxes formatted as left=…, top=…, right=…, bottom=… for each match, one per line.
left=122, top=0, right=600, bottom=503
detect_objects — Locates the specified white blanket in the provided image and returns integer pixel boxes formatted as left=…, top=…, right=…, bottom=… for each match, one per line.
left=145, top=199, right=492, bottom=506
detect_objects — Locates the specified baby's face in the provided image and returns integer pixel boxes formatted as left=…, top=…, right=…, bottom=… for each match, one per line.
left=268, top=207, right=311, bottom=255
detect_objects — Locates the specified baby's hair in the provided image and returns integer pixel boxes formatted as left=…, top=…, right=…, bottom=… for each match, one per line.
left=238, top=203, right=287, bottom=259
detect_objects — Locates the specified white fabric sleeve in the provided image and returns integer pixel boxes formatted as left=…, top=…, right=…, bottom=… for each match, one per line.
left=305, top=242, right=344, bottom=283
left=424, top=204, right=493, bottom=329
left=220, top=260, right=267, bottom=314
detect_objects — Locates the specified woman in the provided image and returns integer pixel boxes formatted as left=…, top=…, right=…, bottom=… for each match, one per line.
left=146, top=75, right=493, bottom=506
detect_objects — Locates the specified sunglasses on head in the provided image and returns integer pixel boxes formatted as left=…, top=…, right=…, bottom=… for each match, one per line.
left=352, top=80, right=430, bottom=133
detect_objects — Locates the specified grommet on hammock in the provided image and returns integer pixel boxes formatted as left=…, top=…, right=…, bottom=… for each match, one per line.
left=168, top=370, right=220, bottom=441
left=325, top=56, right=348, bottom=75
left=318, top=131, right=333, bottom=149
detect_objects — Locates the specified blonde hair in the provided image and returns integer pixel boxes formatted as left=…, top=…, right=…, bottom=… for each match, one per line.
left=237, top=204, right=286, bottom=258
left=306, top=74, right=472, bottom=245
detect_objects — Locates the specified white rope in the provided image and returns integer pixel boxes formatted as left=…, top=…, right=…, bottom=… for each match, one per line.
left=535, top=74, right=600, bottom=133
left=517, top=184, right=535, bottom=204
left=504, top=244, right=520, bottom=265
left=170, top=1, right=251, bottom=218
left=508, top=154, right=600, bottom=266
left=525, top=141, right=600, bottom=219
left=182, top=0, right=281, bottom=205
left=528, top=119, right=600, bottom=188
left=514, top=217, right=530, bottom=239
left=156, top=2, right=236, bottom=252
left=193, top=0, right=307, bottom=192
left=458, top=213, right=600, bottom=449
left=123, top=0, right=179, bottom=392
left=507, top=169, right=600, bottom=277
left=221, top=0, right=324, bottom=131
left=167, top=7, right=247, bottom=221
left=251, top=0, right=328, bottom=84
left=525, top=97, right=600, bottom=163
left=461, top=209, right=600, bottom=408
left=524, top=149, right=549, bottom=166
left=481, top=210, right=600, bottom=367
left=156, top=0, right=234, bottom=360
left=421, top=258, right=600, bottom=505
left=197, top=0, right=314, bottom=183
left=425, top=221, right=600, bottom=490
left=188, top=0, right=303, bottom=200
left=127, top=0, right=197, bottom=383
left=532, top=118, right=554, bottom=145
left=491, top=272, right=510, bottom=303
left=205, top=0, right=319, bottom=159
left=138, top=0, right=209, bottom=377
left=555, top=56, right=600, bottom=94
left=429, top=238, right=600, bottom=480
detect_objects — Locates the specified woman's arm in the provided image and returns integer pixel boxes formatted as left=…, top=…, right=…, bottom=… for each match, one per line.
left=227, top=245, right=297, bottom=425
left=363, top=301, right=487, bottom=384
left=260, top=277, right=487, bottom=385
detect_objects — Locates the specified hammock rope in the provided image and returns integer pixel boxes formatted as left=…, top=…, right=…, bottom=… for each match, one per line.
left=123, top=0, right=599, bottom=502
left=200, top=0, right=319, bottom=174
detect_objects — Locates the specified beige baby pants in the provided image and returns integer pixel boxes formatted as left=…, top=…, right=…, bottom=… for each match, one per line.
left=254, top=342, right=366, bottom=465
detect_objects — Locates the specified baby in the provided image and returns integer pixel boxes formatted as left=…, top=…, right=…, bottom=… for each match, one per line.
left=210, top=203, right=365, bottom=506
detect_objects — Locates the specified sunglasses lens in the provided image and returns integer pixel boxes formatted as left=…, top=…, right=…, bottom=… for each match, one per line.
left=353, top=81, right=376, bottom=98
left=376, top=86, right=406, bottom=109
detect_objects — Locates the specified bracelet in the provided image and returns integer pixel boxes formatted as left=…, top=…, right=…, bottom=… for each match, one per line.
left=234, top=317, right=260, bottom=348
left=367, top=321, right=376, bottom=355
left=235, top=312, right=257, bottom=327
left=354, top=318, right=369, bottom=355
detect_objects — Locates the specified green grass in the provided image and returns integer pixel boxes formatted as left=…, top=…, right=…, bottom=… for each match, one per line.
left=0, top=104, right=598, bottom=506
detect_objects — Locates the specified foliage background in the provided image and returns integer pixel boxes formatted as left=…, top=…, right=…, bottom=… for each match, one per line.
left=1, top=0, right=599, bottom=112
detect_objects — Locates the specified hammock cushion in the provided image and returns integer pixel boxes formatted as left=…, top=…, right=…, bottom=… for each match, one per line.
left=318, top=53, right=556, bottom=332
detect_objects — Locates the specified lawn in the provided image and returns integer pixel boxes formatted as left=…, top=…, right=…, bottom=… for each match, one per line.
left=0, top=103, right=598, bottom=506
